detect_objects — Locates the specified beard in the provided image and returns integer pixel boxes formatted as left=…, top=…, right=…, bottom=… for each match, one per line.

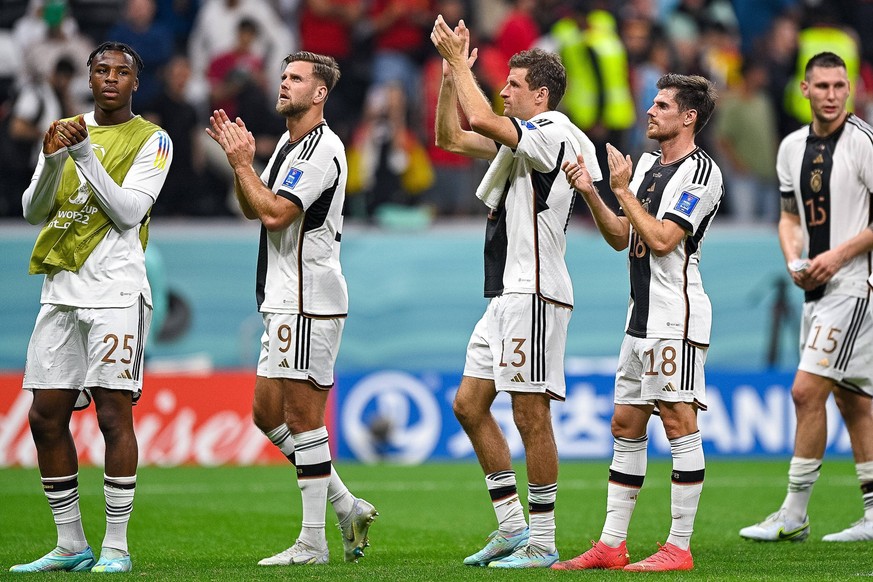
left=276, top=98, right=310, bottom=118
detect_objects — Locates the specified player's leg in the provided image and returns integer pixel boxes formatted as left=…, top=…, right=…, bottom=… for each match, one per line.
left=623, top=339, right=702, bottom=572
left=489, top=296, right=569, bottom=569
left=455, top=304, right=528, bottom=566
left=555, top=336, right=647, bottom=570
left=10, top=389, right=95, bottom=573
left=823, top=388, right=873, bottom=541
left=89, top=387, right=137, bottom=573
left=11, top=306, right=94, bottom=573
left=454, top=376, right=529, bottom=565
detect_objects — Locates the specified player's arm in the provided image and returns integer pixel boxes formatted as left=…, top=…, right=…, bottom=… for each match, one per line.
left=607, top=144, right=684, bottom=256
left=22, top=122, right=67, bottom=224
left=563, top=153, right=629, bottom=250
left=431, top=16, right=519, bottom=150
left=207, top=109, right=301, bottom=231
left=62, top=117, right=172, bottom=230
left=434, top=52, right=496, bottom=160
left=777, top=195, right=814, bottom=289
left=805, top=222, right=873, bottom=287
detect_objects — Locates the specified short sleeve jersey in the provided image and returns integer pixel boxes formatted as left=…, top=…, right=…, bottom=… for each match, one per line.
left=484, top=110, right=600, bottom=308
left=777, top=113, right=873, bottom=301
left=38, top=112, right=172, bottom=308
left=621, top=148, right=723, bottom=344
left=257, top=122, right=348, bottom=316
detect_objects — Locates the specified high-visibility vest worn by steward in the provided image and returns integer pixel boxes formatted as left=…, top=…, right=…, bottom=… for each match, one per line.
left=785, top=26, right=859, bottom=124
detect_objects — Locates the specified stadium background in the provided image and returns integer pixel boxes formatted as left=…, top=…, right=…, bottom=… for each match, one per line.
left=0, top=219, right=855, bottom=467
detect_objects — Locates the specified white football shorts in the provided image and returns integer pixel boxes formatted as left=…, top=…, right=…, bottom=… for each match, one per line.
left=257, top=312, right=344, bottom=389
left=23, top=298, right=151, bottom=408
left=798, top=293, right=872, bottom=396
left=614, top=335, right=708, bottom=409
left=463, top=293, right=571, bottom=400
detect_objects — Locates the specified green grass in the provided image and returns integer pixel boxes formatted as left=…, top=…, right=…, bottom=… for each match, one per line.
left=0, top=460, right=869, bottom=580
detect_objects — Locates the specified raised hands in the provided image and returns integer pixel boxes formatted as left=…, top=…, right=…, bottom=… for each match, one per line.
left=45, top=115, right=88, bottom=154
left=206, top=109, right=255, bottom=170
left=606, top=143, right=633, bottom=193
left=432, top=15, right=477, bottom=72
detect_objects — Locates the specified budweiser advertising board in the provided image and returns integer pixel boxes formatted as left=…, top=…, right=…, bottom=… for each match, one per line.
left=0, top=372, right=334, bottom=467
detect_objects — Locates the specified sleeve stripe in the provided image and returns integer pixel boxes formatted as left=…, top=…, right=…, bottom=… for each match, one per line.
left=299, top=126, right=323, bottom=161
left=153, top=132, right=170, bottom=170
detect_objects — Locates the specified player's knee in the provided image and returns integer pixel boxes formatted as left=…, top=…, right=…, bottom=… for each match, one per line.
left=452, top=395, right=483, bottom=428
left=27, top=407, right=67, bottom=442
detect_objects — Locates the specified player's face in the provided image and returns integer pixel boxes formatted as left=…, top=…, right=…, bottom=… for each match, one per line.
left=645, top=88, right=687, bottom=142
left=500, top=68, right=538, bottom=119
left=276, top=61, right=323, bottom=118
left=89, top=50, right=138, bottom=111
left=802, top=65, right=850, bottom=127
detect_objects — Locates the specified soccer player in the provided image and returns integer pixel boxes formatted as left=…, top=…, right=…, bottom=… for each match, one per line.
left=740, top=51, right=873, bottom=543
left=206, top=51, right=377, bottom=566
left=555, top=74, right=722, bottom=572
left=11, top=42, right=173, bottom=574
left=431, top=17, right=600, bottom=568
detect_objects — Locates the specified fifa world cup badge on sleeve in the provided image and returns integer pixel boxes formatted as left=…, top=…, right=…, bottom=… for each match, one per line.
left=283, top=167, right=304, bottom=190
left=674, top=191, right=699, bottom=216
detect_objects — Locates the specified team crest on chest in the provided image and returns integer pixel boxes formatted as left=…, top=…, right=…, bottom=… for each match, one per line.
left=810, top=169, right=823, bottom=193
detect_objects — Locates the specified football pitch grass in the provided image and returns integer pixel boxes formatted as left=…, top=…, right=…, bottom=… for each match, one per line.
left=1, top=460, right=870, bottom=580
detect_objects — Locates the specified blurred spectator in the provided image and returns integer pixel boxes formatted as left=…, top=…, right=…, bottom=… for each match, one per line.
left=475, top=0, right=539, bottom=102
left=714, top=59, right=779, bottom=223
left=346, top=83, right=433, bottom=219
left=547, top=3, right=635, bottom=207
left=142, top=55, right=208, bottom=216
left=0, top=0, right=28, bottom=100
left=68, top=0, right=124, bottom=41
left=420, top=0, right=480, bottom=216
left=299, top=0, right=368, bottom=142
left=626, top=29, right=673, bottom=157
left=731, top=0, right=798, bottom=56
left=14, top=0, right=92, bottom=111
left=367, top=0, right=433, bottom=109
left=784, top=5, right=860, bottom=125
left=153, top=0, right=199, bottom=52
left=761, top=13, right=800, bottom=138
left=699, top=21, right=742, bottom=90
left=105, top=0, right=174, bottom=106
left=205, top=17, right=266, bottom=121
left=187, top=0, right=295, bottom=104
left=0, top=56, right=76, bottom=216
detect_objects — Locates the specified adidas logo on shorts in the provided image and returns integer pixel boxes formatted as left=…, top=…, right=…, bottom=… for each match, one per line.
left=116, top=369, right=133, bottom=380
left=278, top=359, right=290, bottom=369
left=662, top=382, right=677, bottom=392
left=510, top=373, right=525, bottom=383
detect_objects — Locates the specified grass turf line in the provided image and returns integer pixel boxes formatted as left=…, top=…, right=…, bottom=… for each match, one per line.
left=1, top=460, right=870, bottom=580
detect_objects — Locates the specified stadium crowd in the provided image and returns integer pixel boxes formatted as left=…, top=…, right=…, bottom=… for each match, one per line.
left=0, top=0, right=870, bottom=223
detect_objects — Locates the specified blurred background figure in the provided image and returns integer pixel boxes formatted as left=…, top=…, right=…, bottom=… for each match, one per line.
left=298, top=0, right=368, bottom=143
left=14, top=0, right=92, bottom=111
left=142, top=55, right=208, bottom=216
left=0, top=56, right=76, bottom=216
left=187, top=0, right=294, bottom=105
left=346, top=83, right=433, bottom=222
left=714, top=59, right=779, bottom=224
left=105, top=0, right=174, bottom=107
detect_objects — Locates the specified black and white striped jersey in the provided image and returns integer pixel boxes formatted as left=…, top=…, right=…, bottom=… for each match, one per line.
left=777, top=113, right=873, bottom=302
left=484, top=110, right=600, bottom=308
left=620, top=148, right=723, bottom=345
left=256, top=122, right=348, bottom=317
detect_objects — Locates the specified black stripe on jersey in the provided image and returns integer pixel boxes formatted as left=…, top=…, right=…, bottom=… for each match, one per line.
left=294, top=315, right=312, bottom=369
left=509, top=119, right=522, bottom=144
left=303, top=157, right=341, bottom=233
left=847, top=114, right=873, bottom=146
left=683, top=185, right=723, bottom=256
left=681, top=341, right=696, bottom=391
left=483, top=183, right=510, bottom=298
left=256, top=226, right=268, bottom=309
left=691, top=151, right=712, bottom=185
left=267, top=141, right=295, bottom=188
left=530, top=295, right=547, bottom=383
left=278, top=190, right=304, bottom=209
left=132, top=296, right=146, bottom=381
left=800, top=125, right=844, bottom=301
left=834, top=297, right=869, bottom=371
left=532, top=142, right=563, bottom=213
left=299, top=125, right=324, bottom=161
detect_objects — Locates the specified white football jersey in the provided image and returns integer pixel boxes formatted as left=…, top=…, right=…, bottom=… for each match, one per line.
left=257, top=122, right=348, bottom=316
left=484, top=110, right=600, bottom=308
left=777, top=113, right=873, bottom=301
left=621, top=148, right=723, bottom=345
